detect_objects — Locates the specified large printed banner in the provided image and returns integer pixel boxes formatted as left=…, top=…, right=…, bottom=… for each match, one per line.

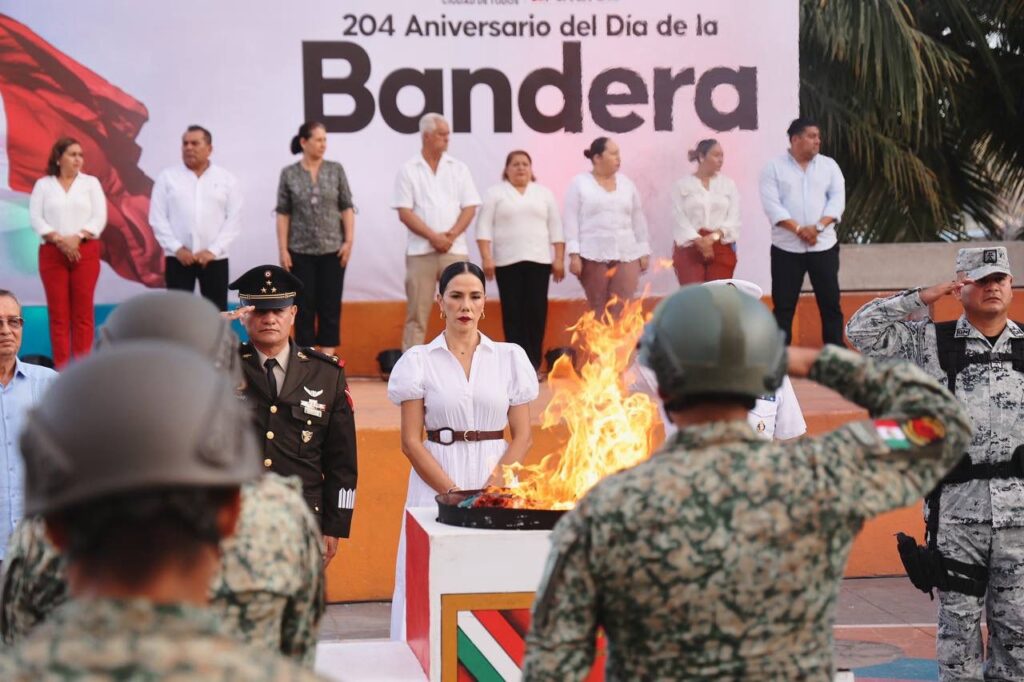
left=0, top=1, right=798, bottom=305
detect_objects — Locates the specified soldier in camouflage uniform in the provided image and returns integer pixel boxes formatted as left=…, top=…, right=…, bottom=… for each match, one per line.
left=0, top=292, right=324, bottom=667
left=0, top=343, right=326, bottom=680
left=522, top=284, right=970, bottom=681
left=847, top=246, right=1024, bottom=681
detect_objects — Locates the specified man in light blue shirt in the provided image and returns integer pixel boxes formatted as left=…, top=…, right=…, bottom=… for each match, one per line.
left=0, top=290, right=57, bottom=563
left=759, top=118, right=846, bottom=346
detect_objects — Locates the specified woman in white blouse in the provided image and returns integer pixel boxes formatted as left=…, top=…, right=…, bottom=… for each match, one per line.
left=565, top=137, right=650, bottom=316
left=29, top=137, right=107, bottom=368
left=670, top=138, right=741, bottom=285
left=477, top=150, right=564, bottom=373
left=386, top=261, right=538, bottom=639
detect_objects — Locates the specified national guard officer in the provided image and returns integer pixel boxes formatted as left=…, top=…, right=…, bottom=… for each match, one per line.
left=0, top=343, right=326, bottom=681
left=522, top=284, right=970, bottom=681
left=0, top=291, right=325, bottom=667
left=847, top=245, right=1024, bottom=680
left=230, top=265, right=358, bottom=566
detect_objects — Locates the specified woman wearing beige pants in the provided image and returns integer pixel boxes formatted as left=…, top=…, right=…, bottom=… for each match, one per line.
left=563, top=137, right=650, bottom=317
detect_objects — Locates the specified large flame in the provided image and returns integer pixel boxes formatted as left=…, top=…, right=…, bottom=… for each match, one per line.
left=498, top=297, right=659, bottom=509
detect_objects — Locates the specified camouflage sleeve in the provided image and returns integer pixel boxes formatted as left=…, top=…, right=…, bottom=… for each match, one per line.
left=0, top=517, right=68, bottom=644
left=281, top=507, right=326, bottom=667
left=803, top=345, right=972, bottom=520
left=845, top=289, right=930, bottom=362
left=522, top=509, right=598, bottom=682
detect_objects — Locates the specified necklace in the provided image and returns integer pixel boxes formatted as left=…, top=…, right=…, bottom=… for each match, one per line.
left=445, top=332, right=475, bottom=357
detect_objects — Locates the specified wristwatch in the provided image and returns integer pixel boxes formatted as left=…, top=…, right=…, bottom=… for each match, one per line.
left=815, top=221, right=827, bottom=234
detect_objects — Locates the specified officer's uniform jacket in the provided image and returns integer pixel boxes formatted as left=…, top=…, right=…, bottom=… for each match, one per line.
left=522, top=346, right=970, bottom=681
left=847, top=289, right=1024, bottom=528
left=240, top=341, right=357, bottom=538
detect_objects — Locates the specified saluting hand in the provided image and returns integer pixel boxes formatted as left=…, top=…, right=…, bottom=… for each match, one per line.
left=920, top=279, right=967, bottom=305
left=221, top=305, right=254, bottom=322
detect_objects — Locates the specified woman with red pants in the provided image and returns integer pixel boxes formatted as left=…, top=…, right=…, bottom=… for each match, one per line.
left=670, top=139, right=741, bottom=285
left=29, top=137, right=107, bottom=368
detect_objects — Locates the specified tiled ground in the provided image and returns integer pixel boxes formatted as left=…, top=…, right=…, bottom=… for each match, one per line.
left=321, top=577, right=952, bottom=680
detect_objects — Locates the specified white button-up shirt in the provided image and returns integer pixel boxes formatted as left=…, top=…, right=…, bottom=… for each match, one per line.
left=149, top=163, right=243, bottom=259
left=670, top=173, right=741, bottom=246
left=0, top=358, right=57, bottom=559
left=29, top=173, right=107, bottom=239
left=392, top=153, right=481, bottom=257
left=759, top=152, right=845, bottom=253
left=564, top=172, right=650, bottom=262
left=475, top=181, right=564, bottom=266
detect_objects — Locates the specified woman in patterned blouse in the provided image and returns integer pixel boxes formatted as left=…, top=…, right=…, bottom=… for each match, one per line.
left=275, top=121, right=355, bottom=356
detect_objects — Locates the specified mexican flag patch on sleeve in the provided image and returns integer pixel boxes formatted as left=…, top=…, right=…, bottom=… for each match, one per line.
left=874, top=417, right=946, bottom=450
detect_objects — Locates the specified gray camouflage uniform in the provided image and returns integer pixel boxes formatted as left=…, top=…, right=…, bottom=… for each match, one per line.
left=0, top=473, right=324, bottom=667
left=0, top=597, right=326, bottom=681
left=522, top=346, right=970, bottom=681
left=847, top=288, right=1024, bottom=681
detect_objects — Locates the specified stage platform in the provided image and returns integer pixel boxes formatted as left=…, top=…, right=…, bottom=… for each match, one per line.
left=326, top=374, right=922, bottom=604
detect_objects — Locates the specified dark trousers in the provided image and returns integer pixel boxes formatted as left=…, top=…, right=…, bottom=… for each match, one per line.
left=495, top=261, right=551, bottom=370
left=770, top=243, right=844, bottom=346
left=164, top=257, right=229, bottom=311
left=290, top=250, right=343, bottom=347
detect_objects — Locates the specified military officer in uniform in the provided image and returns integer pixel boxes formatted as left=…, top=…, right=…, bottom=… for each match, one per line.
left=522, top=285, right=970, bottom=681
left=847, top=246, right=1024, bottom=680
left=230, top=265, right=358, bottom=567
left=0, top=344, right=325, bottom=681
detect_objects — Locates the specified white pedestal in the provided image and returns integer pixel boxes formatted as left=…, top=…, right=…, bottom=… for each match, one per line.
left=404, top=507, right=553, bottom=681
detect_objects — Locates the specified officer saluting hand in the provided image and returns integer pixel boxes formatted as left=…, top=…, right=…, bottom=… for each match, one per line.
left=230, top=265, right=357, bottom=567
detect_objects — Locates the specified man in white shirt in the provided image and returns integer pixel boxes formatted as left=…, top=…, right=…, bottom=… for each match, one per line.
left=392, top=113, right=481, bottom=350
left=759, top=118, right=846, bottom=346
left=149, top=125, right=243, bottom=311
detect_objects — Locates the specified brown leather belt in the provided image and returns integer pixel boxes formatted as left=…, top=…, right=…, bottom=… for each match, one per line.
left=427, top=428, right=505, bottom=445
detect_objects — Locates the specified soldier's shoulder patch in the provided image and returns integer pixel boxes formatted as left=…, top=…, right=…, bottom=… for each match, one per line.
left=302, top=347, right=346, bottom=368
left=874, top=417, right=945, bottom=450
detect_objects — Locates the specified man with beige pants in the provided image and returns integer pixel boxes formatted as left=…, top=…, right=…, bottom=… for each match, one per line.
left=392, top=113, right=481, bottom=350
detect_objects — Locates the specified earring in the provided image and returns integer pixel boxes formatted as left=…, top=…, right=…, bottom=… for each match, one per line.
left=481, top=310, right=486, bottom=320
left=440, top=310, right=445, bottom=320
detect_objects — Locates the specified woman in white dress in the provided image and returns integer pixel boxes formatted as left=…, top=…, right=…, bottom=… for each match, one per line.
left=564, top=136, right=650, bottom=316
left=670, top=138, right=741, bottom=285
left=386, top=261, right=539, bottom=639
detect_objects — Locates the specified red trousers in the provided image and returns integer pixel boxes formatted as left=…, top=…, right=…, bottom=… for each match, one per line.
left=38, top=240, right=100, bottom=368
left=672, top=241, right=737, bottom=285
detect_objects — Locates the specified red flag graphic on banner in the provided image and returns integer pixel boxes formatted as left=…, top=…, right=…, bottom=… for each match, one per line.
left=0, top=13, right=163, bottom=287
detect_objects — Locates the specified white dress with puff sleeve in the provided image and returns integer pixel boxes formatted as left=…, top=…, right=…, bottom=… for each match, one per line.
left=386, top=332, right=538, bottom=639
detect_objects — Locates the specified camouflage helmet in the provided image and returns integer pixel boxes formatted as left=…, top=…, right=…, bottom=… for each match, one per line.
left=20, top=342, right=260, bottom=516
left=96, top=290, right=241, bottom=386
left=637, top=284, right=787, bottom=405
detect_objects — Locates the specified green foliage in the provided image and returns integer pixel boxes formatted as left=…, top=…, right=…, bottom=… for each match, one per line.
left=800, top=0, right=1024, bottom=242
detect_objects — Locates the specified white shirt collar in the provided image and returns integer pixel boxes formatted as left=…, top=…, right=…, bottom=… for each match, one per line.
left=427, top=331, right=495, bottom=354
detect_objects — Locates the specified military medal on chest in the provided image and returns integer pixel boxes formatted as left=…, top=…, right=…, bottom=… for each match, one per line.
left=300, top=397, right=326, bottom=418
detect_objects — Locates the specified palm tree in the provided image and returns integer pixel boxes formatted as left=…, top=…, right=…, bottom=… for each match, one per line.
left=800, top=0, right=1024, bottom=242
